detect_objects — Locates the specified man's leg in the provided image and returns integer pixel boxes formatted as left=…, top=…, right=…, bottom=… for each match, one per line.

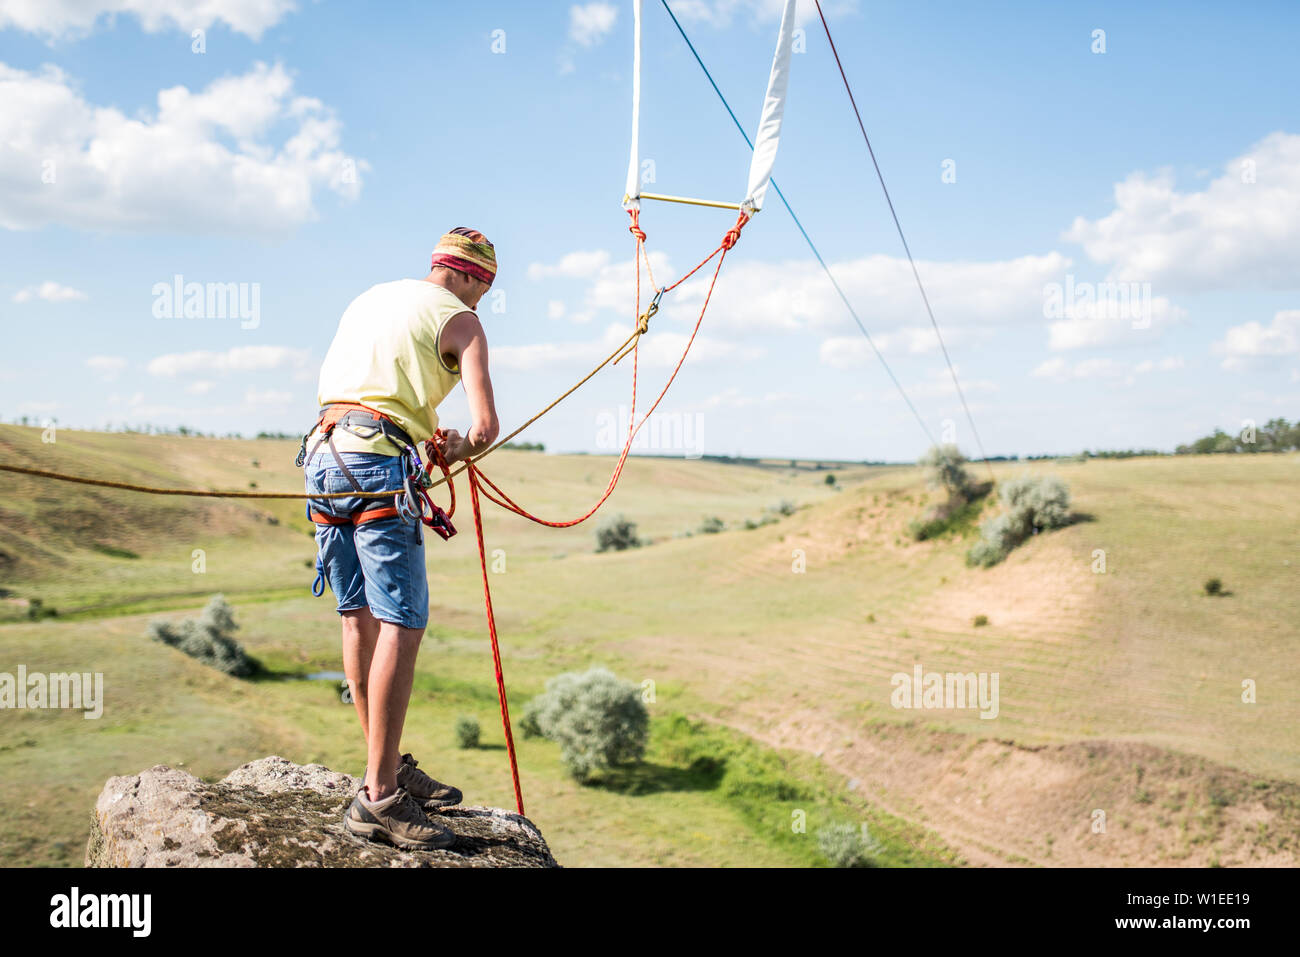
left=340, top=607, right=380, bottom=738
left=363, top=621, right=425, bottom=800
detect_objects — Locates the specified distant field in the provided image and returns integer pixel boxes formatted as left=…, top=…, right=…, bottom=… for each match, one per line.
left=1, top=425, right=1297, bottom=866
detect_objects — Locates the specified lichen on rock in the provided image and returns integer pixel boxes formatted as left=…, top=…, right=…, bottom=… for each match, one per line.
left=86, top=756, right=558, bottom=868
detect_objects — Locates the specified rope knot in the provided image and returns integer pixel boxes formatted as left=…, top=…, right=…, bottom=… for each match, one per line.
left=722, top=212, right=749, bottom=250
left=627, top=208, right=646, bottom=243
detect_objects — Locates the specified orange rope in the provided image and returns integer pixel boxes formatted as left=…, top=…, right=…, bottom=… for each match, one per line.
left=472, top=211, right=747, bottom=528
left=465, top=459, right=525, bottom=815
left=454, top=209, right=748, bottom=813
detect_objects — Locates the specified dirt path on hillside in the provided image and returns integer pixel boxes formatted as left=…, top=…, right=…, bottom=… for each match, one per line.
left=702, top=707, right=1299, bottom=868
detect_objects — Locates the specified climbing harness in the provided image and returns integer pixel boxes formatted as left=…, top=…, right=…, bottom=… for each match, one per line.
left=297, top=403, right=457, bottom=545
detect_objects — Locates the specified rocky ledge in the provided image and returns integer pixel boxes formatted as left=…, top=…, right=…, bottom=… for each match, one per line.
left=86, top=756, right=558, bottom=868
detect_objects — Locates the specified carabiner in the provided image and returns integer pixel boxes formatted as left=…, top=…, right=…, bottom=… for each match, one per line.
left=640, top=286, right=666, bottom=331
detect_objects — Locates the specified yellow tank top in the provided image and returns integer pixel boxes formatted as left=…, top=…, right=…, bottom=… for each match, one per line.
left=313, top=279, right=469, bottom=455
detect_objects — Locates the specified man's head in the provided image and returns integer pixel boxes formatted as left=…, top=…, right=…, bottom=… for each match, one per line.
left=426, top=227, right=496, bottom=309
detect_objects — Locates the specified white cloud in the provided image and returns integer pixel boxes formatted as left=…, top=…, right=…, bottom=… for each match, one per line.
left=527, top=250, right=612, bottom=280
left=1212, top=310, right=1300, bottom=372
left=699, top=387, right=796, bottom=409
left=546, top=300, right=567, bottom=320
left=527, top=248, right=673, bottom=323
left=1133, top=356, right=1185, bottom=374
left=185, top=380, right=214, bottom=395
left=819, top=325, right=983, bottom=368
left=491, top=323, right=761, bottom=372
left=147, top=345, right=310, bottom=377
left=1033, top=355, right=1185, bottom=383
left=85, top=355, right=127, bottom=380
left=0, top=60, right=367, bottom=235
left=1032, top=357, right=1124, bottom=381
left=901, top=365, right=999, bottom=400
left=0, top=0, right=296, bottom=41
left=12, top=280, right=87, bottom=302
left=243, top=387, right=293, bottom=408
left=540, top=245, right=1071, bottom=338
left=1064, top=132, right=1300, bottom=291
left=569, top=3, right=617, bottom=47
left=665, top=252, right=1073, bottom=336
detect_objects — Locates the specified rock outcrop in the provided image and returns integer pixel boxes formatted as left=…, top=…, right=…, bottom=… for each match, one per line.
left=86, top=756, right=558, bottom=868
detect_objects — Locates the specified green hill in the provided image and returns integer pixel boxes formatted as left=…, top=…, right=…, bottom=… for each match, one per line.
left=2, top=425, right=1297, bottom=867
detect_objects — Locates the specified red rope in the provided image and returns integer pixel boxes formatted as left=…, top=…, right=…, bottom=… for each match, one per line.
left=465, top=459, right=525, bottom=815
left=447, top=210, right=748, bottom=815
left=425, top=434, right=456, bottom=518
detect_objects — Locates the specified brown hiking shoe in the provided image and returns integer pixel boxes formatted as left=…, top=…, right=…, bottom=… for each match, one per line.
left=343, top=786, right=455, bottom=851
left=396, top=753, right=463, bottom=810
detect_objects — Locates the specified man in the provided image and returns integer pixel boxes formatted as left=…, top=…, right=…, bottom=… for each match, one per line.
left=303, top=227, right=500, bottom=850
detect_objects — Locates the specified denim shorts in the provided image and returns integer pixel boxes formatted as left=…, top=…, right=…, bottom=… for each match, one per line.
left=303, top=452, right=429, bottom=630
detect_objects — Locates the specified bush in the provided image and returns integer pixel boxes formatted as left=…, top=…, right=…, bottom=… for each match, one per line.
left=26, top=598, right=58, bottom=621
left=966, top=510, right=1028, bottom=567
left=907, top=495, right=986, bottom=542
left=967, top=475, right=1071, bottom=568
left=998, top=474, right=1071, bottom=531
left=595, top=514, right=642, bottom=552
left=698, top=516, right=726, bottom=534
left=148, top=595, right=257, bottom=677
left=521, top=667, right=649, bottom=782
left=770, top=499, right=798, bottom=517
left=919, top=444, right=975, bottom=499
left=973, top=614, right=989, bottom=627
left=454, top=715, right=481, bottom=749
left=818, top=822, right=879, bottom=867
left=1204, top=578, right=1223, bottom=597
left=824, top=473, right=837, bottom=486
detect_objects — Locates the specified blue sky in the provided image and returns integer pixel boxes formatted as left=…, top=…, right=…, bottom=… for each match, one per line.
left=1, top=0, right=1297, bottom=462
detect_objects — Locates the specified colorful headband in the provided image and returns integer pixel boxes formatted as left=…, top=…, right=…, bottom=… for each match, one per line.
left=430, top=227, right=497, bottom=285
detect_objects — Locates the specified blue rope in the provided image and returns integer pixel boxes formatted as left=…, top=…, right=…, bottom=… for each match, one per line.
left=659, top=0, right=937, bottom=448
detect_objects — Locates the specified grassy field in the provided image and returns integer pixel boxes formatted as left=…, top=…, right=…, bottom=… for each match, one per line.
left=1, top=424, right=1297, bottom=866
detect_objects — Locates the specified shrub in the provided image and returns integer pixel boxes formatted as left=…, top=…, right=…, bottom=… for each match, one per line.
left=907, top=494, right=986, bottom=542
left=998, top=474, right=1071, bottom=531
left=770, top=499, right=798, bottom=517
left=1204, top=578, right=1223, bottom=597
left=454, top=715, right=481, bottom=749
left=824, top=473, right=837, bottom=486
left=26, top=598, right=58, bottom=621
left=817, top=822, right=879, bottom=867
left=919, top=444, right=975, bottom=499
left=521, top=667, right=649, bottom=782
left=148, top=595, right=256, bottom=678
left=698, top=516, right=726, bottom=535
left=595, top=514, right=642, bottom=552
left=966, top=510, right=1029, bottom=567
left=966, top=537, right=1005, bottom=568
left=966, top=475, right=1071, bottom=567
left=973, top=614, right=989, bottom=627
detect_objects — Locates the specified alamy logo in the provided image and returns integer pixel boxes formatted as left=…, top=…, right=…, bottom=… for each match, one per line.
left=595, top=405, right=704, bottom=459
left=152, top=274, right=261, bottom=329
left=49, top=887, right=151, bottom=937
left=0, top=666, right=103, bottom=719
left=1042, top=274, right=1152, bottom=329
left=890, top=664, right=999, bottom=719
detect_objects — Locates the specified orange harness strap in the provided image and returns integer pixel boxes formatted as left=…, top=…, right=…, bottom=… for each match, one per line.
left=309, top=505, right=400, bottom=526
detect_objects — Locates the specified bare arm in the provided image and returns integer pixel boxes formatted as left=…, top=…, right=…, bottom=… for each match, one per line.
left=434, top=310, right=499, bottom=465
